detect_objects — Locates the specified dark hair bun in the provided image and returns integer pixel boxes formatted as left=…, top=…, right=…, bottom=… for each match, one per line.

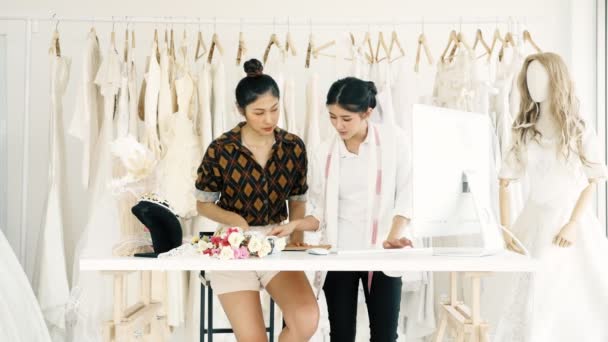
left=244, top=59, right=264, bottom=77
left=367, top=81, right=378, bottom=96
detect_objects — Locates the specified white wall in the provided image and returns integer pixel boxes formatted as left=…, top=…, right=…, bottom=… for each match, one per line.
left=0, top=0, right=597, bottom=283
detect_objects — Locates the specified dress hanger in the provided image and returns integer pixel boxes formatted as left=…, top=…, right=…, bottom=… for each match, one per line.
left=194, top=18, right=207, bottom=62
left=472, top=29, right=491, bottom=58
left=362, top=30, right=374, bottom=63
left=499, top=31, right=515, bottom=62
left=440, top=30, right=458, bottom=63
left=488, top=26, right=504, bottom=61
left=285, top=18, right=297, bottom=57
left=110, top=16, right=117, bottom=54
left=236, top=31, right=247, bottom=65
left=49, top=15, right=61, bottom=57
left=262, top=32, right=283, bottom=65
left=523, top=30, right=542, bottom=53
left=207, top=19, right=224, bottom=64
left=169, top=24, right=176, bottom=59
left=375, top=31, right=390, bottom=63
left=415, top=32, right=434, bottom=72
left=388, top=30, right=406, bottom=63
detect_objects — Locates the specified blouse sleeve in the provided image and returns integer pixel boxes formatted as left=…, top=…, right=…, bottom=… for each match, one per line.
left=581, top=127, right=608, bottom=181
left=288, top=139, right=309, bottom=201
left=194, top=141, right=224, bottom=202
left=498, top=147, right=525, bottom=181
left=305, top=148, right=325, bottom=231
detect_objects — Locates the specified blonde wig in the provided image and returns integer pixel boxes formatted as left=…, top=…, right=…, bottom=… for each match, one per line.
left=511, top=52, right=589, bottom=165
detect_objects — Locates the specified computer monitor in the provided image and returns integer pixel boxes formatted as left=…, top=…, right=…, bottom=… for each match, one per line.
left=410, top=104, right=504, bottom=254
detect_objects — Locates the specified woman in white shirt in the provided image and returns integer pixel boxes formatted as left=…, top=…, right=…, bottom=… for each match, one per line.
left=270, top=77, right=413, bottom=341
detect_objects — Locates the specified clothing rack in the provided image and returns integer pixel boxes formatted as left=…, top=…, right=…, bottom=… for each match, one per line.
left=0, top=13, right=534, bottom=266
left=0, top=15, right=531, bottom=30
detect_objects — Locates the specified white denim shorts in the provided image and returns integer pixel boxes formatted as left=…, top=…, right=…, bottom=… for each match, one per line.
left=206, top=225, right=279, bottom=295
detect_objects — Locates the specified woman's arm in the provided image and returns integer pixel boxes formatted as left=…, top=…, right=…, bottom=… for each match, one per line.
left=197, top=202, right=249, bottom=230
left=288, top=200, right=306, bottom=243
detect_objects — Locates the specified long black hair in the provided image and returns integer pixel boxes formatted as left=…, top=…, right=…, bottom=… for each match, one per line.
left=234, top=58, right=280, bottom=111
left=326, top=77, right=377, bottom=113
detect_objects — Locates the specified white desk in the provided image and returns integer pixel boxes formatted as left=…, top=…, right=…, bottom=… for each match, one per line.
left=80, top=250, right=537, bottom=342
left=80, top=249, right=536, bottom=272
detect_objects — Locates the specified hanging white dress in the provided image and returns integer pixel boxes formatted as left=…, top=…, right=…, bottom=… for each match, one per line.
left=283, top=52, right=298, bottom=135
left=389, top=55, right=415, bottom=134
left=143, top=41, right=162, bottom=159
left=0, top=228, right=52, bottom=342
left=158, top=46, right=175, bottom=155
left=126, top=38, right=139, bottom=140
left=36, top=31, right=71, bottom=342
left=264, top=47, right=287, bottom=129
left=210, top=56, right=226, bottom=139
left=68, top=29, right=102, bottom=189
left=303, top=69, right=321, bottom=152
left=432, top=49, right=475, bottom=112
left=194, top=54, right=214, bottom=153
left=494, top=122, right=608, bottom=342
left=370, top=59, right=396, bottom=125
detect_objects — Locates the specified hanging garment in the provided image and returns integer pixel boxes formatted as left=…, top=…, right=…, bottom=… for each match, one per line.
left=264, top=47, right=287, bottom=129
left=0, top=229, right=52, bottom=342
left=36, top=31, right=71, bottom=342
left=126, top=38, right=139, bottom=140
left=282, top=52, right=298, bottom=135
left=389, top=55, right=415, bottom=134
left=158, top=45, right=175, bottom=155
left=494, top=125, right=608, bottom=342
left=370, top=59, right=396, bottom=125
left=115, top=59, right=130, bottom=138
left=303, top=69, right=321, bottom=152
left=142, top=41, right=162, bottom=159
left=210, top=57, right=226, bottom=139
left=194, top=55, right=213, bottom=153
left=68, top=29, right=102, bottom=189
left=433, top=49, right=475, bottom=112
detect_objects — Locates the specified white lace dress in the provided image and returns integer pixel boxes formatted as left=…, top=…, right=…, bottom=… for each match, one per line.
left=494, top=121, right=608, bottom=342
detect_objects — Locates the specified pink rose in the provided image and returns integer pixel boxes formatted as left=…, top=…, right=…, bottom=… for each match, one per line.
left=239, top=246, right=250, bottom=259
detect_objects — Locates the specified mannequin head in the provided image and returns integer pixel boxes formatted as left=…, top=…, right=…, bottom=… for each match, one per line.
left=526, top=60, right=550, bottom=103
left=512, top=52, right=587, bottom=164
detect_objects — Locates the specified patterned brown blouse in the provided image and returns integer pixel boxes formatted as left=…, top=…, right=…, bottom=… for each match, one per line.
left=195, top=123, right=308, bottom=226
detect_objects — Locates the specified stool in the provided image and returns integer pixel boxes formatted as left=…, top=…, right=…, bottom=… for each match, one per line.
left=200, top=271, right=276, bottom=342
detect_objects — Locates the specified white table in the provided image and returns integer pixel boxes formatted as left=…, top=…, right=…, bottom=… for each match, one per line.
left=80, top=249, right=537, bottom=342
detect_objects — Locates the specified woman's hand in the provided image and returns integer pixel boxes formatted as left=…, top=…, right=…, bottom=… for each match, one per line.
left=382, top=237, right=413, bottom=249
left=553, top=221, right=577, bottom=248
left=268, top=221, right=299, bottom=238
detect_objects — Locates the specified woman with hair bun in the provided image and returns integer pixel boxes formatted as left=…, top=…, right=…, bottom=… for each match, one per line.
left=195, top=59, right=319, bottom=341
left=287, top=77, right=414, bottom=341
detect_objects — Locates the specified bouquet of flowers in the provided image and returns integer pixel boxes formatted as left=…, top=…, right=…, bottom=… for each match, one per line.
left=191, top=227, right=287, bottom=260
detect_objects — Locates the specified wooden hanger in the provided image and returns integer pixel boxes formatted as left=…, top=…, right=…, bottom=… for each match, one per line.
left=415, top=32, right=434, bottom=72
left=472, top=29, right=491, bottom=57
left=49, top=29, right=61, bottom=57
left=488, top=28, right=503, bottom=61
left=305, top=34, right=335, bottom=67
left=262, top=33, right=283, bottom=65
left=153, top=29, right=160, bottom=61
left=285, top=31, right=297, bottom=57
left=123, top=28, right=130, bottom=62
left=499, top=32, right=515, bottom=61
left=169, top=28, right=176, bottom=58
left=131, top=30, right=136, bottom=49
left=207, top=33, right=224, bottom=63
left=194, top=30, right=207, bottom=61
left=446, top=31, right=473, bottom=62
left=236, top=32, right=247, bottom=65
left=523, top=30, right=542, bottom=53
left=388, top=30, right=405, bottom=62
left=362, top=31, right=374, bottom=64
left=375, top=32, right=390, bottom=63
left=440, top=30, right=458, bottom=63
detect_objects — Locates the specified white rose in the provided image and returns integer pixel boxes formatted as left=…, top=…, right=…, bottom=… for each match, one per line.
left=197, top=240, right=212, bottom=252
left=228, top=232, right=245, bottom=248
left=258, top=240, right=272, bottom=258
left=248, top=237, right=262, bottom=253
left=219, top=246, right=234, bottom=260
left=274, top=237, right=287, bottom=252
